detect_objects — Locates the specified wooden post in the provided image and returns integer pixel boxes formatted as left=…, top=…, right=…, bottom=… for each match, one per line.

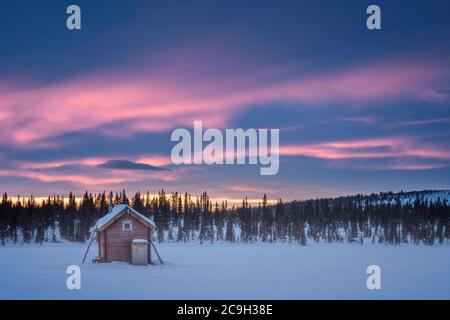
left=82, top=231, right=97, bottom=264
left=151, top=242, right=164, bottom=265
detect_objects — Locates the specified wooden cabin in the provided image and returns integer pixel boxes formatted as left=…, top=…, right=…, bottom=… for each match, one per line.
left=94, top=204, right=155, bottom=264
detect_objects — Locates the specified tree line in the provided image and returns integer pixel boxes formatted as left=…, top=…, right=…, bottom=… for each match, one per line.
left=0, top=190, right=449, bottom=246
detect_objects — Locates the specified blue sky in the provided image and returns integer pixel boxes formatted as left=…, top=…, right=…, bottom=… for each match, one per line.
left=0, top=0, right=449, bottom=202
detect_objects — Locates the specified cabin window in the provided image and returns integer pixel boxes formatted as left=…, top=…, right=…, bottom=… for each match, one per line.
left=122, top=220, right=132, bottom=231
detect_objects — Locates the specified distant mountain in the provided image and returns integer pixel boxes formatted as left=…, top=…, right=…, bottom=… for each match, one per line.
left=352, top=189, right=450, bottom=207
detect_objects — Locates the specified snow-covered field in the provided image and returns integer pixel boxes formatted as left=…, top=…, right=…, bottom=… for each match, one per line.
left=1, top=243, right=449, bottom=299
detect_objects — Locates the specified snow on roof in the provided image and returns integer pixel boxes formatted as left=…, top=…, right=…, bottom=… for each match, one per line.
left=95, top=204, right=156, bottom=231
left=132, top=239, right=149, bottom=244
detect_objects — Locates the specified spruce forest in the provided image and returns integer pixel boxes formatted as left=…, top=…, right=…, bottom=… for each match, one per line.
left=0, top=189, right=449, bottom=246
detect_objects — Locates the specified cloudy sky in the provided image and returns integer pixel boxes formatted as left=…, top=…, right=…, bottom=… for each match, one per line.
left=0, top=0, right=449, bottom=202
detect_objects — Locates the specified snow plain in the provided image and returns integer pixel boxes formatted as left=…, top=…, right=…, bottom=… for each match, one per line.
left=1, top=242, right=449, bottom=299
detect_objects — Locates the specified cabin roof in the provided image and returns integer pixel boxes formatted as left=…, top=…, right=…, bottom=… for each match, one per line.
left=95, top=204, right=156, bottom=231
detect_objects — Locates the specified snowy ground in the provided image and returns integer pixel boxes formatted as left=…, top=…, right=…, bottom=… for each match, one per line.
left=1, top=242, right=449, bottom=299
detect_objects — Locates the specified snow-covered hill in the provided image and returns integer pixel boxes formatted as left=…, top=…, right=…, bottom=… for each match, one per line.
left=354, top=189, right=450, bottom=207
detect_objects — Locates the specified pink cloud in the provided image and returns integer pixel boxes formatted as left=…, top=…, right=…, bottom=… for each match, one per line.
left=17, top=157, right=107, bottom=170
left=280, top=137, right=450, bottom=163
left=338, top=116, right=376, bottom=124
left=388, top=117, right=450, bottom=127
left=0, top=156, right=183, bottom=188
left=0, top=59, right=446, bottom=146
left=374, top=163, right=449, bottom=171
left=135, top=155, right=173, bottom=167
left=0, top=169, right=131, bottom=186
left=225, top=184, right=269, bottom=194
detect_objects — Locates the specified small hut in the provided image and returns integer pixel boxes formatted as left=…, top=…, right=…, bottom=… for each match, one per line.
left=94, top=204, right=156, bottom=264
